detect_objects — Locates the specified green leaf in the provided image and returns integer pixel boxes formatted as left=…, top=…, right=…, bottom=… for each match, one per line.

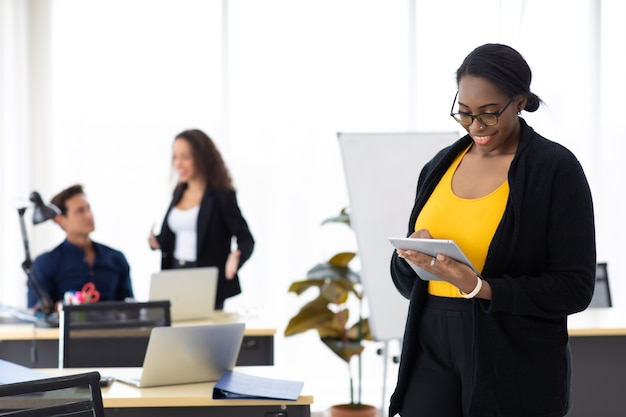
left=328, top=252, right=356, bottom=268
left=316, top=309, right=350, bottom=339
left=321, top=207, right=351, bottom=227
left=284, top=298, right=335, bottom=336
left=306, top=259, right=360, bottom=283
left=346, top=318, right=373, bottom=341
left=318, top=279, right=351, bottom=304
left=287, top=278, right=326, bottom=295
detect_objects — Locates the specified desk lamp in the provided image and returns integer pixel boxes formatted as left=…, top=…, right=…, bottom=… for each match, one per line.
left=17, top=191, right=59, bottom=327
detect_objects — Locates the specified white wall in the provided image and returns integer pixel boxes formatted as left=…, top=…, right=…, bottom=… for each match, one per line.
left=2, top=0, right=625, bottom=414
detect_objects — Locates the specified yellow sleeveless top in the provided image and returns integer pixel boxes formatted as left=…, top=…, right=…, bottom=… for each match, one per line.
left=415, top=146, right=509, bottom=297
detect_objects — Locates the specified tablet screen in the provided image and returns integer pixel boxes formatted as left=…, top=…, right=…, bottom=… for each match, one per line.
left=388, top=237, right=478, bottom=281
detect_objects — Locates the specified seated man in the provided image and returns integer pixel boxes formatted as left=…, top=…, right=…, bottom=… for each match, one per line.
left=27, top=184, right=134, bottom=310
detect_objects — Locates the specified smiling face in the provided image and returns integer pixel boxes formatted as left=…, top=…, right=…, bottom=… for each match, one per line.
left=457, top=75, right=526, bottom=154
left=173, top=137, right=200, bottom=183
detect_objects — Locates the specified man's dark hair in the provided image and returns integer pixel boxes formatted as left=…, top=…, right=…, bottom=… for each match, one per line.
left=50, top=184, right=84, bottom=216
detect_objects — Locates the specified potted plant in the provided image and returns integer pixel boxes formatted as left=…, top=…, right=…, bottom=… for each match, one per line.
left=284, top=208, right=377, bottom=417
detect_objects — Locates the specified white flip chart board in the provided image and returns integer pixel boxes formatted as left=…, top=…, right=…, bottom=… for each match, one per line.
left=337, top=131, right=459, bottom=341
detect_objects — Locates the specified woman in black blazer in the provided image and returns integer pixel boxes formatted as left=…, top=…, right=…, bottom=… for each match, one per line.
left=149, top=129, right=254, bottom=309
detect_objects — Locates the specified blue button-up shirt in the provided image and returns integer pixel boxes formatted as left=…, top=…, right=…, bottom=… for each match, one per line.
left=27, top=239, right=134, bottom=307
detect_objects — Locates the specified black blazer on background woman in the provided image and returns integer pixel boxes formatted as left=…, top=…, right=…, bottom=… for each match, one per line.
left=156, top=184, right=255, bottom=308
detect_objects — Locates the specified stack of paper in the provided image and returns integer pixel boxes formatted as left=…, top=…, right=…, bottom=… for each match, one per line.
left=0, top=360, right=49, bottom=384
left=213, top=371, right=304, bottom=401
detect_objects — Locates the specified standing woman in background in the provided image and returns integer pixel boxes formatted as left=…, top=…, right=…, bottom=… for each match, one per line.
left=149, top=129, right=254, bottom=310
left=389, top=44, right=595, bottom=417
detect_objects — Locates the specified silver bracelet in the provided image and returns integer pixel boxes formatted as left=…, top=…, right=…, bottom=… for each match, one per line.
left=459, top=275, right=482, bottom=299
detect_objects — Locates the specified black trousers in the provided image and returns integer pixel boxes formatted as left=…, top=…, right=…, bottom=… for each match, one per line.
left=400, top=295, right=474, bottom=417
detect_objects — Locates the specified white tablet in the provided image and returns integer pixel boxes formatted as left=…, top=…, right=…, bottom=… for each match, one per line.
left=388, top=237, right=478, bottom=281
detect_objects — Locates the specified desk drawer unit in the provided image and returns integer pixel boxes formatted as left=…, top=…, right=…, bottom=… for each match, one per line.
left=0, top=335, right=273, bottom=368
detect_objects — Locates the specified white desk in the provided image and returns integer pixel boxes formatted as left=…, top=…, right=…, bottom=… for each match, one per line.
left=40, top=367, right=313, bottom=417
left=568, top=306, right=626, bottom=335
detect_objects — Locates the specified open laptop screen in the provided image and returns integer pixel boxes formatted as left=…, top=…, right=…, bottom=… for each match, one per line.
left=149, top=267, right=218, bottom=321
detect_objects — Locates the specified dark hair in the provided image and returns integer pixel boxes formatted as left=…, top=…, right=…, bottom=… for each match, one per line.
left=174, top=129, right=233, bottom=191
left=50, top=184, right=84, bottom=216
left=456, top=43, right=542, bottom=112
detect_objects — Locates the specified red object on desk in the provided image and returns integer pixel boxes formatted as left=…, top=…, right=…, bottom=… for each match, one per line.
left=81, top=282, right=100, bottom=303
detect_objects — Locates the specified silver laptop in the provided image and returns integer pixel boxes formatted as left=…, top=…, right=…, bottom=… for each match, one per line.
left=149, top=267, right=218, bottom=322
left=115, top=322, right=245, bottom=388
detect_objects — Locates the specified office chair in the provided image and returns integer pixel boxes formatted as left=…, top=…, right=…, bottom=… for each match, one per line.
left=59, top=300, right=171, bottom=368
left=0, top=371, right=104, bottom=417
left=588, top=262, right=612, bottom=308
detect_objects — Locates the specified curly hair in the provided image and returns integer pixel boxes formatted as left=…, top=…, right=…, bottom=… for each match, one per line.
left=174, top=129, right=233, bottom=191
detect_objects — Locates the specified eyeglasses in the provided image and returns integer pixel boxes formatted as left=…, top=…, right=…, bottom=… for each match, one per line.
left=449, top=92, right=515, bottom=126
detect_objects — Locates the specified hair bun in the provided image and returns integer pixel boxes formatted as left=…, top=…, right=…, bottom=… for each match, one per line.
left=525, top=93, right=541, bottom=112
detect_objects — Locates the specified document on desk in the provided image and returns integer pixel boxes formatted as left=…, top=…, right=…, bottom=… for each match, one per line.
left=0, top=359, right=48, bottom=384
left=213, top=370, right=304, bottom=401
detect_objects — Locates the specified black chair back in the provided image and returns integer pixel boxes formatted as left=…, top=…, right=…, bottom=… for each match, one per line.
left=59, top=300, right=171, bottom=368
left=589, top=262, right=612, bottom=308
left=0, top=371, right=104, bottom=417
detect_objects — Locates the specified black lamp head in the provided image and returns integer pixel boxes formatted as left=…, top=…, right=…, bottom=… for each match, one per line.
left=30, top=191, right=59, bottom=225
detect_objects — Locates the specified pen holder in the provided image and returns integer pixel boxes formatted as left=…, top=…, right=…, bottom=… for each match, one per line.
left=63, top=290, right=96, bottom=305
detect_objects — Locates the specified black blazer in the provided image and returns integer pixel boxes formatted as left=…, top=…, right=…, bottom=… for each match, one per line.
left=156, top=185, right=254, bottom=306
